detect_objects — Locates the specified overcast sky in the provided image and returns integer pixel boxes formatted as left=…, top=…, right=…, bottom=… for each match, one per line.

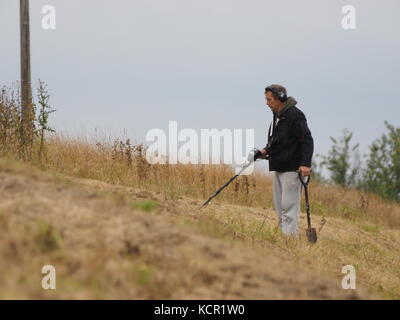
left=1, top=0, right=399, bottom=167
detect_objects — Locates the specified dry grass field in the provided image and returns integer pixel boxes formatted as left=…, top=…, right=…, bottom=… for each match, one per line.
left=0, top=135, right=399, bottom=299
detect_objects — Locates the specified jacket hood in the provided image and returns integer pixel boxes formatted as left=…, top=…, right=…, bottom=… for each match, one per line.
left=277, top=96, right=297, bottom=118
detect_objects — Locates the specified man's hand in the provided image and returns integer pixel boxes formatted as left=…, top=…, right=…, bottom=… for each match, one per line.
left=247, top=148, right=262, bottom=162
left=298, top=166, right=311, bottom=176
left=259, top=148, right=268, bottom=159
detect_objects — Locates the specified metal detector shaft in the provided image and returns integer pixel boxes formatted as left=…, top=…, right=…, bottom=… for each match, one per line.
left=200, top=162, right=252, bottom=208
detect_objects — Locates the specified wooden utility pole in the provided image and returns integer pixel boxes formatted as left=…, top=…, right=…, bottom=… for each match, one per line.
left=19, top=0, right=33, bottom=143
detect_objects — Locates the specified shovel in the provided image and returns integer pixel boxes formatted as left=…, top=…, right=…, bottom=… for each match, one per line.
left=298, top=171, right=317, bottom=244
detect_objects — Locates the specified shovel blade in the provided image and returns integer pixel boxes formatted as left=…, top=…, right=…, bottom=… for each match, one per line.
left=306, top=228, right=317, bottom=244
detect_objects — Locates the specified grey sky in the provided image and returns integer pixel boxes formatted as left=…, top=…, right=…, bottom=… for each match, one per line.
left=1, top=0, right=399, bottom=165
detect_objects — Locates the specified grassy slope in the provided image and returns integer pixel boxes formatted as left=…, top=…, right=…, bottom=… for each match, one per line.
left=1, top=158, right=399, bottom=299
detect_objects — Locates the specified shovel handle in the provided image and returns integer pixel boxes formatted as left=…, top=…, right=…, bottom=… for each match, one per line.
left=297, top=171, right=311, bottom=186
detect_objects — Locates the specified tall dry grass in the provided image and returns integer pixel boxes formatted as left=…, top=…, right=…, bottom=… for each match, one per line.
left=41, top=134, right=273, bottom=206
left=0, top=84, right=22, bottom=156
left=0, top=82, right=55, bottom=161
left=2, top=84, right=400, bottom=299
left=32, top=134, right=400, bottom=229
left=1, top=83, right=399, bottom=229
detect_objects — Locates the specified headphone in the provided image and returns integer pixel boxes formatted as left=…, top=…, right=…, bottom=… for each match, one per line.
left=265, top=85, right=288, bottom=102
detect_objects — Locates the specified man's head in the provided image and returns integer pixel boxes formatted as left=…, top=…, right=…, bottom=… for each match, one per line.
left=265, top=84, right=287, bottom=113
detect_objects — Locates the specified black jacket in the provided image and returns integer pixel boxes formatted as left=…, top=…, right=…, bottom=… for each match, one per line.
left=265, top=97, right=314, bottom=172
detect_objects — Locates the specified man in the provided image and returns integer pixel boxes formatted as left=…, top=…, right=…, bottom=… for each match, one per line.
left=259, top=84, right=314, bottom=236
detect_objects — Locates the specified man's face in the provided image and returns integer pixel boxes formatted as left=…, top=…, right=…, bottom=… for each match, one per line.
left=265, top=91, right=284, bottom=113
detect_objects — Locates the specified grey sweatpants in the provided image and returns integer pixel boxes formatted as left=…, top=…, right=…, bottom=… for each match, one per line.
left=272, top=171, right=302, bottom=236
